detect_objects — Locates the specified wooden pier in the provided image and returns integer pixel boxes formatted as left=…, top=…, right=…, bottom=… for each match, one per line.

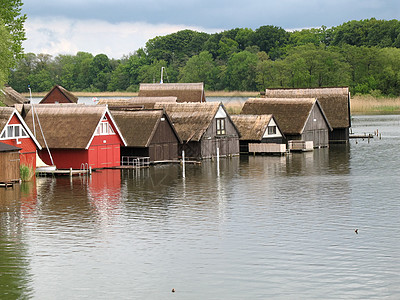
left=36, top=169, right=90, bottom=177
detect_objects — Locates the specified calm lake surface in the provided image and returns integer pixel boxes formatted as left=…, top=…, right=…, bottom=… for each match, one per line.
left=1, top=114, right=400, bottom=299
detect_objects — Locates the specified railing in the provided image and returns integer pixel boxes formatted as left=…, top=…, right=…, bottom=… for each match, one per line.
left=121, top=156, right=150, bottom=168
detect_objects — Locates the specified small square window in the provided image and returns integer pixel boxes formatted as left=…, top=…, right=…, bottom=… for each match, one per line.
left=268, top=126, right=276, bottom=135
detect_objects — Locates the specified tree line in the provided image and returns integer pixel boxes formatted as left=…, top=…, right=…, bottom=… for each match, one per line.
left=8, top=18, right=400, bottom=96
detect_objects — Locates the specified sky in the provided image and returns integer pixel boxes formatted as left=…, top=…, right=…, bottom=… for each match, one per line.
left=22, top=0, right=400, bottom=59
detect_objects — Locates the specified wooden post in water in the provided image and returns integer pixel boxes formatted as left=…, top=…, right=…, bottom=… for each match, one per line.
left=69, top=167, right=72, bottom=177
left=182, top=150, right=185, bottom=178
left=216, top=147, right=220, bottom=176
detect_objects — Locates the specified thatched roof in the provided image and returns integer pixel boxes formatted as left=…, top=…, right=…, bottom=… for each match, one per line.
left=24, top=105, right=124, bottom=149
left=111, top=109, right=181, bottom=147
left=139, top=83, right=206, bottom=103
left=0, top=85, right=29, bottom=106
left=264, top=87, right=350, bottom=128
left=231, top=114, right=277, bottom=141
left=153, top=102, right=221, bottom=142
left=98, top=97, right=177, bottom=109
left=40, top=85, right=78, bottom=104
left=241, top=98, right=331, bottom=135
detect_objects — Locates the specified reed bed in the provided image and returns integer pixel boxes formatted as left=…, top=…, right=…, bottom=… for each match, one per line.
left=350, top=95, right=400, bottom=114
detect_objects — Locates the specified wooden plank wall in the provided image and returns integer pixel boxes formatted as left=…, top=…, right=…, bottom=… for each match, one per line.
left=0, top=152, right=20, bottom=182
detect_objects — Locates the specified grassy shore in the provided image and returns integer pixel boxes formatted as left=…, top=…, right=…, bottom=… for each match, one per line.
left=21, top=91, right=400, bottom=114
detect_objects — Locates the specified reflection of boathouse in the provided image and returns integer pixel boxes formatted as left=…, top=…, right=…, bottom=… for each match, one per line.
left=241, top=98, right=332, bottom=148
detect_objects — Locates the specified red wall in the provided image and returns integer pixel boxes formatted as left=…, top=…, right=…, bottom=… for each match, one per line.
left=2, top=115, right=37, bottom=170
left=41, top=88, right=72, bottom=104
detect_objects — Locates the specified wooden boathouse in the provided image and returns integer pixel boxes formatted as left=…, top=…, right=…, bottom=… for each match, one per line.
left=241, top=98, right=332, bottom=149
left=0, top=142, right=21, bottom=185
left=0, top=84, right=29, bottom=106
left=230, top=114, right=285, bottom=153
left=24, top=105, right=127, bottom=170
left=264, top=87, right=351, bottom=143
left=110, top=109, right=182, bottom=163
left=139, top=83, right=206, bottom=103
left=154, top=102, right=240, bottom=160
left=39, top=85, right=78, bottom=104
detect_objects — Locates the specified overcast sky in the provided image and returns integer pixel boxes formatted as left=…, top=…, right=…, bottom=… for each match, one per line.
left=22, top=0, right=400, bottom=59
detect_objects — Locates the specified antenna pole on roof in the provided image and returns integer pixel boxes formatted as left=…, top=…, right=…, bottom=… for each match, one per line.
left=160, top=67, right=164, bottom=84
left=28, top=85, right=36, bottom=138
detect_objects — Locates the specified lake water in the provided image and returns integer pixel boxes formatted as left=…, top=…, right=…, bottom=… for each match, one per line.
left=1, top=114, right=400, bottom=299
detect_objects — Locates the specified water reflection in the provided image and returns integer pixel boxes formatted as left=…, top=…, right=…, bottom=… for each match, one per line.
left=0, top=186, right=33, bottom=299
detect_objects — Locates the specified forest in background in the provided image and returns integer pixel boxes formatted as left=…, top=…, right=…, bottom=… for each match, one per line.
left=8, top=18, right=400, bottom=97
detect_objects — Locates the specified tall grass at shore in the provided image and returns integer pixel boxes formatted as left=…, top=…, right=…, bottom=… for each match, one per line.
left=20, top=165, right=34, bottom=181
left=351, top=95, right=400, bottom=114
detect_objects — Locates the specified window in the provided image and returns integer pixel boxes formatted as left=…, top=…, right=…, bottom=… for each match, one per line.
left=268, top=126, right=277, bottom=135
left=0, top=124, right=29, bottom=140
left=95, top=121, right=115, bottom=136
left=216, top=118, right=226, bottom=135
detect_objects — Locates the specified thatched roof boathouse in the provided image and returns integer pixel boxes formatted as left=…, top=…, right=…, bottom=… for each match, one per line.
left=139, top=83, right=206, bottom=103
left=24, top=105, right=126, bottom=170
left=230, top=114, right=284, bottom=153
left=110, top=109, right=182, bottom=163
left=241, top=98, right=332, bottom=149
left=154, top=102, right=240, bottom=160
left=0, top=85, right=29, bottom=106
left=264, top=87, right=351, bottom=143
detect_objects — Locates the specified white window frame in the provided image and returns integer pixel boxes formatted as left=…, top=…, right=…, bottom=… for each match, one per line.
left=0, top=124, right=29, bottom=140
left=216, top=118, right=226, bottom=135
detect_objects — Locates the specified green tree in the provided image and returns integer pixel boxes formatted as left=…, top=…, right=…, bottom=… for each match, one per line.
left=0, top=0, right=26, bottom=61
left=89, top=54, right=111, bottom=91
left=0, top=20, right=13, bottom=87
left=179, top=51, right=218, bottom=90
left=226, top=50, right=259, bottom=91
left=252, top=25, right=289, bottom=59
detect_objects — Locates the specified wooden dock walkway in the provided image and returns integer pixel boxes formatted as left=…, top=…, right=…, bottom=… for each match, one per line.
left=36, top=169, right=90, bottom=177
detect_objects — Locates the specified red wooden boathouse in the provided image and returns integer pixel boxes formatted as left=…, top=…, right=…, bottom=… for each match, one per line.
left=24, top=105, right=126, bottom=170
